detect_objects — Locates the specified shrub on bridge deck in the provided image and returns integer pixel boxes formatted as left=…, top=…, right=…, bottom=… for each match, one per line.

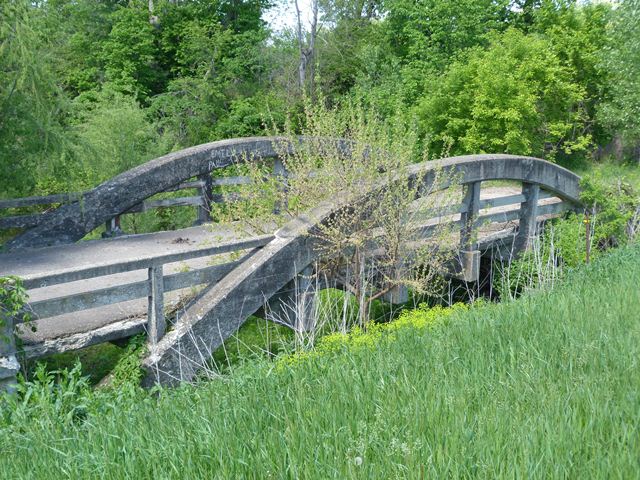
left=207, top=99, right=461, bottom=333
left=246, top=100, right=460, bottom=329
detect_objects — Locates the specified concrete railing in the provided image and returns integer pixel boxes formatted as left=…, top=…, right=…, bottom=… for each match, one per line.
left=3, top=185, right=571, bottom=359
left=0, top=165, right=282, bottom=239
left=139, top=153, right=582, bottom=385
left=2, top=137, right=295, bottom=250
left=12, top=235, right=273, bottom=359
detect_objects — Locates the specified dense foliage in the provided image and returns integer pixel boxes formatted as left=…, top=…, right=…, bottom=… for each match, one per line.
left=0, top=0, right=638, bottom=200
left=598, top=0, right=640, bottom=143
left=417, top=28, right=591, bottom=159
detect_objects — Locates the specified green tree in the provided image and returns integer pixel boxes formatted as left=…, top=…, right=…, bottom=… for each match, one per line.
left=417, top=28, right=590, bottom=160
left=149, top=0, right=273, bottom=146
left=528, top=0, right=611, bottom=146
left=33, top=0, right=117, bottom=96
left=100, top=6, right=160, bottom=100
left=381, top=0, right=510, bottom=99
left=0, top=1, right=73, bottom=196
left=69, top=88, right=168, bottom=188
left=598, top=0, right=640, bottom=148
left=313, top=0, right=383, bottom=101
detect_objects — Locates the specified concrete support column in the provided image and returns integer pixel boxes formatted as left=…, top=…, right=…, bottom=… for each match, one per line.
left=382, top=285, right=409, bottom=305
left=0, top=315, right=19, bottom=394
left=458, top=250, right=480, bottom=283
left=459, top=181, right=481, bottom=282
left=103, top=215, right=124, bottom=238
left=515, top=182, right=540, bottom=252
left=264, top=265, right=316, bottom=332
left=294, top=265, right=316, bottom=332
left=382, top=260, right=409, bottom=304
left=196, top=173, right=213, bottom=225
left=147, top=265, right=165, bottom=345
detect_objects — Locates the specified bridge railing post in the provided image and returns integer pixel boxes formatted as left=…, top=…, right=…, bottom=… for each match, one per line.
left=294, top=265, right=316, bottom=333
left=103, top=215, right=123, bottom=238
left=147, top=265, right=165, bottom=345
left=515, top=182, right=540, bottom=252
left=458, top=181, right=481, bottom=282
left=0, top=313, right=19, bottom=395
left=196, top=173, right=213, bottom=225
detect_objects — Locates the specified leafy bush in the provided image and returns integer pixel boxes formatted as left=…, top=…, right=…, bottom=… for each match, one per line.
left=106, top=335, right=147, bottom=389
left=417, top=28, right=590, bottom=161
left=69, top=88, right=169, bottom=189
left=580, top=173, right=638, bottom=247
left=0, top=276, right=28, bottom=328
left=598, top=0, right=640, bottom=145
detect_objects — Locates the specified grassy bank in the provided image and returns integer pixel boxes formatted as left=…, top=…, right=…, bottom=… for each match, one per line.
left=2, top=245, right=640, bottom=478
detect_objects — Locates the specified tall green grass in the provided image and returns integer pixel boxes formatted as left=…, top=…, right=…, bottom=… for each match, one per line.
left=1, top=245, right=640, bottom=478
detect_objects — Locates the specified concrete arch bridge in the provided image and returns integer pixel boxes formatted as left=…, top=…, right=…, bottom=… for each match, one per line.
left=0, top=137, right=581, bottom=389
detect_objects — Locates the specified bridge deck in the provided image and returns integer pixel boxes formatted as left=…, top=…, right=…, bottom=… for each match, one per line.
left=0, top=222, right=267, bottom=355
left=0, top=222, right=258, bottom=278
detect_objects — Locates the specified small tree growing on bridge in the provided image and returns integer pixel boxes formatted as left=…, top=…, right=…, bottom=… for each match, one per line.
left=221, top=100, right=462, bottom=331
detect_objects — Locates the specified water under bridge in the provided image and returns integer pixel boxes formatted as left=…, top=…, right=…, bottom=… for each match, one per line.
left=0, top=137, right=582, bottom=389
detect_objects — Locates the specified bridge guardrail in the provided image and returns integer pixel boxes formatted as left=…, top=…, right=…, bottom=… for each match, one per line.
left=0, top=173, right=268, bottom=235
left=14, top=234, right=274, bottom=358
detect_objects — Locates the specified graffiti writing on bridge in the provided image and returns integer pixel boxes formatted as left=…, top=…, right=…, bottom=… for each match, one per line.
left=207, top=148, right=241, bottom=171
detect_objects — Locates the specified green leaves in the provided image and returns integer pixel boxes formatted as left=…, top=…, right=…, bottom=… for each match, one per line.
left=598, top=0, right=640, bottom=144
left=100, top=7, right=158, bottom=100
left=0, top=276, right=29, bottom=332
left=579, top=173, right=638, bottom=246
left=417, top=28, right=590, bottom=161
left=0, top=1, right=73, bottom=196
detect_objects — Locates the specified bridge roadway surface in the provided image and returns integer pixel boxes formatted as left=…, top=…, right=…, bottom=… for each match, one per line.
left=0, top=186, right=557, bottom=354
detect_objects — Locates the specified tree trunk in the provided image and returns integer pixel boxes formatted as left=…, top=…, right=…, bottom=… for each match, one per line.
left=148, top=0, right=160, bottom=27
left=294, top=0, right=319, bottom=98
left=308, top=0, right=318, bottom=99
left=294, top=0, right=307, bottom=92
